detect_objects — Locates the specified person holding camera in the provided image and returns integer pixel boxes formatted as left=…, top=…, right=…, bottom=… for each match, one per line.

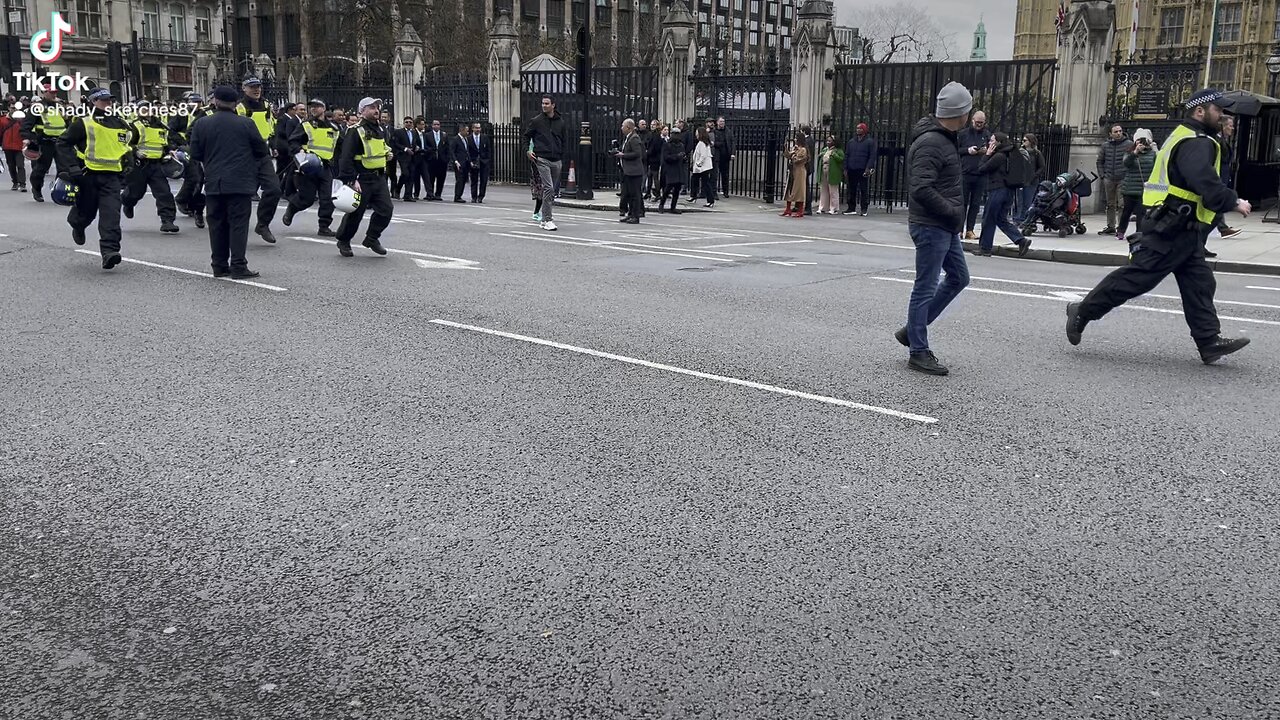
left=1066, top=89, right=1251, bottom=365
left=1117, top=128, right=1157, bottom=241
left=614, top=118, right=646, bottom=224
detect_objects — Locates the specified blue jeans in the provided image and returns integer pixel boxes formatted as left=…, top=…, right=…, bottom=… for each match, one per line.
left=1014, top=185, right=1036, bottom=222
left=979, top=187, right=1025, bottom=253
left=906, top=224, right=971, bottom=354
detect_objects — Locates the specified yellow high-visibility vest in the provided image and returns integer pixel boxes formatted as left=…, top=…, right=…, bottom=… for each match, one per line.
left=302, top=121, right=338, bottom=161
left=37, top=108, right=67, bottom=137
left=1142, top=123, right=1222, bottom=226
left=77, top=117, right=132, bottom=172
left=237, top=101, right=275, bottom=141
left=133, top=121, right=169, bottom=159
left=354, top=126, right=388, bottom=170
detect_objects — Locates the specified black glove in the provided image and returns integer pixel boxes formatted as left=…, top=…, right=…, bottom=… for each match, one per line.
left=58, top=169, right=83, bottom=181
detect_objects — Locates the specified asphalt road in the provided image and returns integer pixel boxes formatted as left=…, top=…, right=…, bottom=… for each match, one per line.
left=3, top=182, right=1279, bottom=718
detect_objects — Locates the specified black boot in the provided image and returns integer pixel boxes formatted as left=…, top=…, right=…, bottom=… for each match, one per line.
left=194, top=211, right=205, bottom=229
left=317, top=227, right=336, bottom=237
left=160, top=220, right=179, bottom=233
left=362, top=237, right=387, bottom=255
left=281, top=205, right=295, bottom=226
left=102, top=252, right=122, bottom=270
left=336, top=239, right=353, bottom=257
left=1065, top=302, right=1087, bottom=346
left=908, top=352, right=948, bottom=376
left=255, top=224, right=277, bottom=244
left=1199, top=336, right=1250, bottom=365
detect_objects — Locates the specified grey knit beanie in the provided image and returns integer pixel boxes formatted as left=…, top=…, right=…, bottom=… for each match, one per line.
left=936, top=81, right=974, bottom=119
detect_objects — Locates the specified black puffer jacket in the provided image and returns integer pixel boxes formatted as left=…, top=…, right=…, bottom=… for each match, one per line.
left=978, top=140, right=1018, bottom=191
left=907, top=115, right=963, bottom=232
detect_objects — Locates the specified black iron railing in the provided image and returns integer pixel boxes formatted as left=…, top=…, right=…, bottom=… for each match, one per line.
left=135, top=37, right=195, bottom=54
left=417, top=69, right=489, bottom=125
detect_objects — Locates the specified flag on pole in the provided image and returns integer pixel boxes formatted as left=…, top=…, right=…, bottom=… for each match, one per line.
left=1128, top=0, right=1139, bottom=59
left=1055, top=2, right=1068, bottom=47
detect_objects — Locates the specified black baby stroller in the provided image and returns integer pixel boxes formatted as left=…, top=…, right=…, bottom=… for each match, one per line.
left=1020, top=169, right=1097, bottom=238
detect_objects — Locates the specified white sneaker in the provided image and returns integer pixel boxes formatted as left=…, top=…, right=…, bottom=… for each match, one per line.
left=542, top=220, right=558, bottom=231
left=532, top=212, right=542, bottom=222
left=861, top=211, right=868, bottom=217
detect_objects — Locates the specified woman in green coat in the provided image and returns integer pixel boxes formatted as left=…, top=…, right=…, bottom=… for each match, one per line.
left=1118, top=127, right=1157, bottom=240
left=817, top=134, right=845, bottom=214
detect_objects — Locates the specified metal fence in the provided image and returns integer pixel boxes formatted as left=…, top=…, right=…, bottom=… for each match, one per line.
left=305, top=64, right=393, bottom=115
left=418, top=69, right=490, bottom=126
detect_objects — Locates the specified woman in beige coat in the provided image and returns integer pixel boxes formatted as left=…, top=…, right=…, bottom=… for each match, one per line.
left=782, top=130, right=809, bottom=218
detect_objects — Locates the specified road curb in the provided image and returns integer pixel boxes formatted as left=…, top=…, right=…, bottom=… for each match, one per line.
left=966, top=241, right=1280, bottom=276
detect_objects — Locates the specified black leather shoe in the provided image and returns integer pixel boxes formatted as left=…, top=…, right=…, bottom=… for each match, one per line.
left=33, top=192, right=44, bottom=202
left=1017, top=238, right=1032, bottom=258
left=1065, top=302, right=1087, bottom=346
left=256, top=225, right=277, bottom=244
left=194, top=212, right=205, bottom=229
left=337, top=240, right=354, bottom=257
left=362, top=237, right=387, bottom=255
left=317, top=227, right=336, bottom=237
left=1199, top=336, right=1250, bottom=365
left=102, top=252, right=122, bottom=270
left=230, top=269, right=260, bottom=279
left=908, top=351, right=948, bottom=376
left=160, top=221, right=179, bottom=233
left=71, top=227, right=86, bottom=246
left=281, top=206, right=295, bottom=226
left=212, top=268, right=232, bottom=278
left=453, top=198, right=466, bottom=204
left=122, top=204, right=134, bottom=219
left=894, top=327, right=908, bottom=347
left=622, top=217, right=639, bottom=224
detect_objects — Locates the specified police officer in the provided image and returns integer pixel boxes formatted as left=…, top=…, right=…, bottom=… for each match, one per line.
left=55, top=88, right=140, bottom=269
left=333, top=97, right=392, bottom=257
left=282, top=98, right=338, bottom=237
left=235, top=76, right=282, bottom=243
left=170, top=92, right=213, bottom=228
left=19, top=82, right=67, bottom=202
left=1066, top=89, right=1252, bottom=365
left=122, top=100, right=179, bottom=233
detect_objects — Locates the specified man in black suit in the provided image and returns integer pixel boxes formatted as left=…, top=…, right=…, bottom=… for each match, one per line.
left=448, top=122, right=471, bottom=203
left=391, top=116, right=420, bottom=201
left=189, top=85, right=271, bottom=279
left=467, top=122, right=491, bottom=202
left=424, top=118, right=447, bottom=201
left=713, top=116, right=735, bottom=196
left=614, top=118, right=646, bottom=224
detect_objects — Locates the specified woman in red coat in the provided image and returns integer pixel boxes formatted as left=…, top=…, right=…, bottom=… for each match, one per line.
left=0, top=106, right=27, bottom=191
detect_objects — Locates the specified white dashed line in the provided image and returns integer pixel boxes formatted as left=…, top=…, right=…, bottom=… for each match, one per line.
left=72, top=250, right=287, bottom=292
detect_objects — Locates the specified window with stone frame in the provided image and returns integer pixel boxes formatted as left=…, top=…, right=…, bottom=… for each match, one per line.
left=1157, top=7, right=1184, bottom=47
left=1216, top=3, right=1242, bottom=44
left=1210, top=58, right=1238, bottom=87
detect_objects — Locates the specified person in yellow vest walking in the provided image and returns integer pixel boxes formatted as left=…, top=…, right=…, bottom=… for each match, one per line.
left=170, top=92, right=212, bottom=228
left=281, top=98, right=338, bottom=237
left=333, top=97, right=392, bottom=257
left=236, top=76, right=282, bottom=244
left=54, top=88, right=140, bottom=269
left=122, top=100, right=180, bottom=233
left=19, top=82, right=68, bottom=203
left=1066, top=89, right=1252, bottom=365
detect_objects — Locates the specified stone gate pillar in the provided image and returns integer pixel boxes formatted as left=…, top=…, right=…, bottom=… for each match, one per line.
left=1056, top=0, right=1116, bottom=211
left=489, top=10, right=521, bottom=124
left=393, top=23, right=424, bottom=122
left=790, top=0, right=836, bottom=129
left=659, top=1, right=697, bottom=122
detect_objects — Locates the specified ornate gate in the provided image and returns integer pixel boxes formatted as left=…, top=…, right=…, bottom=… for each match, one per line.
left=690, top=51, right=790, bottom=201
left=417, top=69, right=489, bottom=126
left=303, top=58, right=393, bottom=114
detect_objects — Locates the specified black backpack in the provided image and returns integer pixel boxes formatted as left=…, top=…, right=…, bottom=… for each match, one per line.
left=1005, top=148, right=1032, bottom=189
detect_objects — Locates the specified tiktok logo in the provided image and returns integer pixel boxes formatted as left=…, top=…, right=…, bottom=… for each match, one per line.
left=30, top=12, right=74, bottom=64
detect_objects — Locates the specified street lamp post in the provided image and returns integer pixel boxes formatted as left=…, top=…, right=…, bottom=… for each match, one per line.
left=1267, top=44, right=1280, bottom=97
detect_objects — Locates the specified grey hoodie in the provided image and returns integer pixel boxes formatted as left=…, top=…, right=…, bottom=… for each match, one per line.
left=907, top=115, right=964, bottom=232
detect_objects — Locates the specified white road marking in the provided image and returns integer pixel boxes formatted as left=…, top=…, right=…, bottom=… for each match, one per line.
left=491, top=232, right=734, bottom=263
left=699, top=239, right=814, bottom=248
left=557, top=215, right=916, bottom=251
left=501, top=230, right=752, bottom=257
left=287, top=235, right=482, bottom=267
left=908, top=271, right=1280, bottom=310
left=767, top=260, right=818, bottom=267
left=73, top=249, right=287, bottom=291
left=870, top=276, right=1280, bottom=326
left=1248, top=286, right=1280, bottom=292
left=1048, top=290, right=1086, bottom=301
left=412, top=257, right=482, bottom=270
left=430, top=319, right=939, bottom=424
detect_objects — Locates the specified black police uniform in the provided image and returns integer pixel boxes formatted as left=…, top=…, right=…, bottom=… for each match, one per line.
left=190, top=101, right=271, bottom=277
left=283, top=115, right=337, bottom=236
left=55, top=107, right=139, bottom=266
left=1070, top=111, right=1248, bottom=363
left=19, top=96, right=68, bottom=201
left=334, top=116, right=393, bottom=256
left=170, top=105, right=213, bottom=226
left=122, top=114, right=179, bottom=231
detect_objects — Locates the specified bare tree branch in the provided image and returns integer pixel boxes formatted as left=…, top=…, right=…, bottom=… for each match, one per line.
left=859, top=2, right=956, bottom=63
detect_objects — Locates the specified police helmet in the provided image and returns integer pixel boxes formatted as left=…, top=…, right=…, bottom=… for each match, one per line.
left=161, top=151, right=187, bottom=179
left=295, top=152, right=323, bottom=176
left=51, top=178, right=79, bottom=206
left=332, top=181, right=361, bottom=213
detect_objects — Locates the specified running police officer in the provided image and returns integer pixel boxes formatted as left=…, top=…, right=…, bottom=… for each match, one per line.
left=171, top=91, right=212, bottom=228
left=19, top=82, right=67, bottom=202
left=55, top=88, right=139, bottom=269
left=333, top=97, right=392, bottom=257
left=1066, top=89, right=1252, bottom=365
left=236, top=76, right=282, bottom=243
left=122, top=99, right=180, bottom=233
left=282, top=98, right=338, bottom=237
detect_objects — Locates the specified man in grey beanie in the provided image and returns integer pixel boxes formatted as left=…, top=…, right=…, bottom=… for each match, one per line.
left=893, top=80, right=973, bottom=376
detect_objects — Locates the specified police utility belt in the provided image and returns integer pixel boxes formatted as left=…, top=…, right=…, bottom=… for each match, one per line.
left=1143, top=201, right=1198, bottom=236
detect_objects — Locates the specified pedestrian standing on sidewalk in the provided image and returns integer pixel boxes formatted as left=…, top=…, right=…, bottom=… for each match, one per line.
left=1013, top=133, right=1045, bottom=223
left=975, top=132, right=1031, bottom=257
left=615, top=118, right=645, bottom=223
left=1096, top=124, right=1132, bottom=236
left=842, top=123, right=876, bottom=216
left=1117, top=128, right=1157, bottom=241
left=1066, top=89, right=1252, bottom=365
left=894, top=81, right=973, bottom=376
left=956, top=111, right=991, bottom=239
left=1212, top=115, right=1242, bottom=249
left=525, top=95, right=569, bottom=232
left=646, top=122, right=665, bottom=201
left=817, top=134, right=844, bottom=214
left=692, top=127, right=716, bottom=208
left=781, top=131, right=809, bottom=218
left=659, top=125, right=686, bottom=214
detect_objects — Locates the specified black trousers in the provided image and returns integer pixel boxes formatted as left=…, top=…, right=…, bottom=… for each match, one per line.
left=453, top=164, right=479, bottom=201
left=336, top=172, right=393, bottom=243
left=962, top=174, right=985, bottom=232
left=68, top=171, right=124, bottom=254
left=620, top=174, right=643, bottom=219
left=476, top=162, right=489, bottom=199
left=175, top=160, right=205, bottom=214
left=122, top=159, right=177, bottom=222
left=848, top=172, right=870, bottom=212
left=206, top=193, right=252, bottom=272
left=29, top=139, right=61, bottom=191
left=4, top=149, right=26, bottom=185
left=660, top=183, right=683, bottom=211
left=715, top=151, right=731, bottom=194
left=427, top=159, right=446, bottom=198
left=1078, top=230, right=1220, bottom=343
left=253, top=155, right=282, bottom=228
left=689, top=170, right=701, bottom=199
left=287, top=165, right=335, bottom=229
left=396, top=155, right=418, bottom=198
left=1117, top=195, right=1146, bottom=237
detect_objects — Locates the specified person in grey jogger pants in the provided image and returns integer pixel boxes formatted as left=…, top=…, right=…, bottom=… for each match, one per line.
left=534, top=156, right=561, bottom=224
